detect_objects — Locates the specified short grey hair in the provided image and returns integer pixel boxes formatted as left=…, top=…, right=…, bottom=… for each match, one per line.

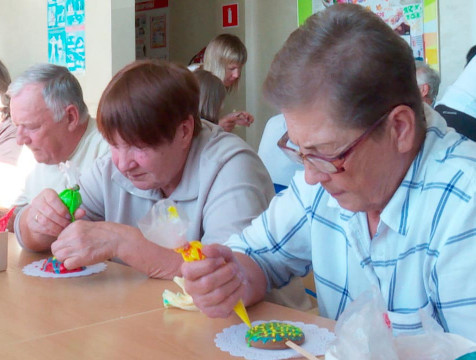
left=8, top=63, right=89, bottom=123
left=263, top=4, right=424, bottom=131
left=415, top=60, right=440, bottom=103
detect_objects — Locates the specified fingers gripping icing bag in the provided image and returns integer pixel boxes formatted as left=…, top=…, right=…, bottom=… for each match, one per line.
left=58, top=185, right=82, bottom=222
left=58, top=162, right=82, bottom=222
left=176, top=239, right=251, bottom=328
left=138, top=199, right=251, bottom=328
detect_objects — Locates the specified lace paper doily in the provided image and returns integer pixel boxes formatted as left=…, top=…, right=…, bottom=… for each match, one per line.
left=22, top=259, right=107, bottom=278
left=215, top=320, right=336, bottom=360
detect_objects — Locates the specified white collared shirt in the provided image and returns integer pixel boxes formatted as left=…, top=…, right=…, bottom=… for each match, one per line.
left=226, top=105, right=476, bottom=341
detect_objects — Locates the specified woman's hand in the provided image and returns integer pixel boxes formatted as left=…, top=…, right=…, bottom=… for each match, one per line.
left=218, top=111, right=254, bottom=132
left=181, top=244, right=248, bottom=318
left=234, top=111, right=254, bottom=127
left=51, top=220, right=130, bottom=269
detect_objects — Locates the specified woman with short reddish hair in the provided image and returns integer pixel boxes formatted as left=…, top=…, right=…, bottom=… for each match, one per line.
left=18, top=59, right=274, bottom=279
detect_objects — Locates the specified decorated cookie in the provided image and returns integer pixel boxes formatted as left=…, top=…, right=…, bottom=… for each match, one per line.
left=41, top=256, right=85, bottom=274
left=245, top=322, right=305, bottom=350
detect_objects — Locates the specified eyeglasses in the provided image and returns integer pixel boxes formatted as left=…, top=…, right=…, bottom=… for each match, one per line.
left=277, top=109, right=392, bottom=174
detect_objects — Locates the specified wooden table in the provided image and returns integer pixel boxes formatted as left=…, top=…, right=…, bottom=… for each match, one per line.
left=0, top=233, right=335, bottom=359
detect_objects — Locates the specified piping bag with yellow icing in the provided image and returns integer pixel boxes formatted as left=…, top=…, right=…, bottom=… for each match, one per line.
left=138, top=199, right=251, bottom=328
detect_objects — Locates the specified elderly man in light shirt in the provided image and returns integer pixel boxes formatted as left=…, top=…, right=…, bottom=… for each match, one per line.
left=6, top=63, right=109, bottom=232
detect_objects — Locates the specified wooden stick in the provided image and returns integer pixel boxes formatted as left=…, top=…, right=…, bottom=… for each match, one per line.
left=285, top=340, right=319, bottom=360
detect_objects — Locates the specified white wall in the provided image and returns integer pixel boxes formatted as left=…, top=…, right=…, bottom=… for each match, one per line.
left=168, top=0, right=216, bottom=64
left=1, top=1, right=474, bottom=147
left=0, top=1, right=48, bottom=79
left=244, top=0, right=299, bottom=150
left=438, top=1, right=476, bottom=100
left=0, top=0, right=135, bottom=118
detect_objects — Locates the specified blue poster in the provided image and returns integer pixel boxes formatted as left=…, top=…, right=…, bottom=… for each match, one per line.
left=66, top=31, right=85, bottom=72
left=47, top=0, right=85, bottom=73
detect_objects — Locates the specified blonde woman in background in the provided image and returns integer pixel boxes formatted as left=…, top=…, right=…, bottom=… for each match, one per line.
left=194, top=69, right=227, bottom=127
left=201, top=34, right=254, bottom=132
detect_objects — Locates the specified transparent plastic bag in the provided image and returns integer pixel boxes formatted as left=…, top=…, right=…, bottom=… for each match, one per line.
left=326, top=286, right=399, bottom=360
left=137, top=199, right=189, bottom=248
left=326, top=287, right=475, bottom=360
left=394, top=310, right=465, bottom=360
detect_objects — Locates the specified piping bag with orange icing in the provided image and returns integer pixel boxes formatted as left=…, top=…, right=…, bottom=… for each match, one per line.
left=138, top=199, right=251, bottom=328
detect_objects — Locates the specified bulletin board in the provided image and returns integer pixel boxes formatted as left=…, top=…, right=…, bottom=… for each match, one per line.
left=297, top=0, right=439, bottom=71
left=135, top=0, right=169, bottom=60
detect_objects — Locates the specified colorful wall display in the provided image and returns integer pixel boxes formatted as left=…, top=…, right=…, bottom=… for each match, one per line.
left=297, top=0, right=439, bottom=70
left=422, top=0, right=439, bottom=70
left=47, top=0, right=85, bottom=73
left=135, top=0, right=169, bottom=60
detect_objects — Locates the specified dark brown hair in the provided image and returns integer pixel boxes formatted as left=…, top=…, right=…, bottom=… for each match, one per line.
left=97, top=59, right=201, bottom=147
left=263, top=4, right=424, bottom=131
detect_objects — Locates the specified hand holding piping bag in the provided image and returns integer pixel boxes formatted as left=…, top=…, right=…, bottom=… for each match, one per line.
left=140, top=199, right=251, bottom=328
left=58, top=162, right=82, bottom=222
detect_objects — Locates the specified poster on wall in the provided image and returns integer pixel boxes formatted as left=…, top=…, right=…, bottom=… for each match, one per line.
left=47, top=0, right=85, bottom=74
left=297, top=0, right=439, bottom=70
left=150, top=15, right=167, bottom=49
left=422, top=0, right=439, bottom=70
left=135, top=0, right=169, bottom=60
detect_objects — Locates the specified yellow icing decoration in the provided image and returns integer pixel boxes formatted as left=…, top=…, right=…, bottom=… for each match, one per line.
left=246, top=322, right=304, bottom=347
left=167, top=206, right=179, bottom=219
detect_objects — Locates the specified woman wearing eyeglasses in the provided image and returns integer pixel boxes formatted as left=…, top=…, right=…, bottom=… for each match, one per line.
left=182, top=4, right=476, bottom=342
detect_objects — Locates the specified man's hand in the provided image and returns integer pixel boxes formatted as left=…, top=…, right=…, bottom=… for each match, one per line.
left=181, top=244, right=250, bottom=318
left=28, top=188, right=82, bottom=237
left=19, top=188, right=86, bottom=252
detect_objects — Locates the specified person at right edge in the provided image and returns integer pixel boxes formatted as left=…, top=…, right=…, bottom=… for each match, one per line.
left=435, top=45, right=476, bottom=141
left=182, top=4, right=476, bottom=342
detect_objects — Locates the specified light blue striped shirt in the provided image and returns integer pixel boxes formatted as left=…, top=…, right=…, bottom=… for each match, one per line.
left=227, top=106, right=476, bottom=341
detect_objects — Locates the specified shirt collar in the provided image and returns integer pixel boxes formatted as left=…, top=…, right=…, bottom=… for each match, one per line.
left=326, top=104, right=454, bottom=234
left=379, top=104, right=453, bottom=235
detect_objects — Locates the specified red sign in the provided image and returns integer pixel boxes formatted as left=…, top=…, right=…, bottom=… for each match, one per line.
left=222, top=3, right=239, bottom=28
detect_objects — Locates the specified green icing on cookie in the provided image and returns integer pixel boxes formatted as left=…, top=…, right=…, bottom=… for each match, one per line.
left=245, top=322, right=304, bottom=347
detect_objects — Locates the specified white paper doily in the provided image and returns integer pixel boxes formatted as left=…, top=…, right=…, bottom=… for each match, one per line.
left=215, top=320, right=336, bottom=360
left=22, top=259, right=107, bottom=278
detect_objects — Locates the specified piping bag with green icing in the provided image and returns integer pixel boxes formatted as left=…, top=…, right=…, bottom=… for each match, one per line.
left=138, top=199, right=252, bottom=328
left=58, top=161, right=82, bottom=222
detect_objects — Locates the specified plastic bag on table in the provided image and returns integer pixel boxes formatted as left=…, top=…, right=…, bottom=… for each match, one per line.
left=325, top=286, right=399, bottom=360
left=394, top=309, right=472, bottom=360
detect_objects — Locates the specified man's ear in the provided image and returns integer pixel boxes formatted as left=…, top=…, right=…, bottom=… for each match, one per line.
left=420, top=83, right=430, bottom=98
left=65, top=105, right=81, bottom=131
left=388, top=105, right=417, bottom=154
